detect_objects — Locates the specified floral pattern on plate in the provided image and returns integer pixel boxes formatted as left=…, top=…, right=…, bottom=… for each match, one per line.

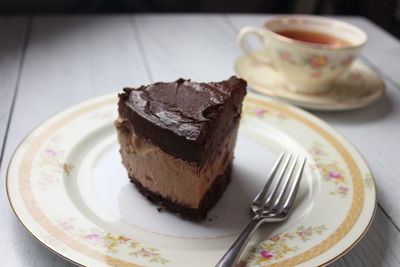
left=58, top=218, right=170, bottom=264
left=239, top=225, right=327, bottom=266
left=309, top=142, right=350, bottom=198
left=38, top=136, right=73, bottom=190
left=243, top=104, right=289, bottom=123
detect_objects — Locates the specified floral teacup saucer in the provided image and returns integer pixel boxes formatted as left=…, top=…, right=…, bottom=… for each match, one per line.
left=235, top=50, right=385, bottom=111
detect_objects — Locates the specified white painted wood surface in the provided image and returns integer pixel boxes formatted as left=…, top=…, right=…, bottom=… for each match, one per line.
left=1, top=14, right=400, bottom=267
left=133, top=14, right=238, bottom=82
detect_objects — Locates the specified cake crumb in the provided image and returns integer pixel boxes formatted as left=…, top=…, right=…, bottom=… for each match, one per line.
left=208, top=218, right=213, bottom=221
left=157, top=205, right=166, bottom=212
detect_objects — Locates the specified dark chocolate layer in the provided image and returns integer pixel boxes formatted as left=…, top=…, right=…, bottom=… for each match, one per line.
left=129, top=165, right=232, bottom=220
left=118, top=76, right=246, bottom=165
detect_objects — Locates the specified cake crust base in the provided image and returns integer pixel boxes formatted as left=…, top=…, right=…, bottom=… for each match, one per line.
left=129, top=165, right=232, bottom=220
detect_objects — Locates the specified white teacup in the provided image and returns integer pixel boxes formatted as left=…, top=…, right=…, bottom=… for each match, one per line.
left=238, top=15, right=367, bottom=94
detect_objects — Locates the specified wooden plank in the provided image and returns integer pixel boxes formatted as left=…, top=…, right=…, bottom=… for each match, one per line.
left=0, top=17, right=28, bottom=161
left=132, top=14, right=240, bottom=82
left=0, top=15, right=149, bottom=267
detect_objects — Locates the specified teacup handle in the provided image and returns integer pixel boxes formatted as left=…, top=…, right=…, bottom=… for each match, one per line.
left=237, top=26, right=276, bottom=68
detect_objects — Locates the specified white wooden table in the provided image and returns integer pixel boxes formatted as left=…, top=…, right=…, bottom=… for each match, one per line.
left=1, top=14, right=400, bottom=267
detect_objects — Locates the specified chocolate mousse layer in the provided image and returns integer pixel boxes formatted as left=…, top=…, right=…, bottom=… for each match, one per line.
left=129, top=165, right=232, bottom=220
left=115, top=117, right=238, bottom=210
left=118, top=76, right=247, bottom=165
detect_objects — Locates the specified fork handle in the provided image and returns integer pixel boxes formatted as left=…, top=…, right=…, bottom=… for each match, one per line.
left=215, top=216, right=265, bottom=267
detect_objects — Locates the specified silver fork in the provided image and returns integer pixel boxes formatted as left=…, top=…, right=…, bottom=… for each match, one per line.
left=216, top=152, right=306, bottom=267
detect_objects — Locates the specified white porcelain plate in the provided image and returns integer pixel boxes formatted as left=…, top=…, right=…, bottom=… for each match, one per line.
left=235, top=50, right=385, bottom=111
left=7, top=92, right=376, bottom=267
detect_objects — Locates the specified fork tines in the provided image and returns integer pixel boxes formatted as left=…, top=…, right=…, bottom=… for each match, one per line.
left=252, top=152, right=306, bottom=218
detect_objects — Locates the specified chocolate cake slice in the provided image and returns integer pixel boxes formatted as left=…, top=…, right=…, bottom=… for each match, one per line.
left=115, top=76, right=247, bottom=220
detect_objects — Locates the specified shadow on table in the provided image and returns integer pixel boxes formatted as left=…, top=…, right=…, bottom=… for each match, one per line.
left=312, top=89, right=393, bottom=125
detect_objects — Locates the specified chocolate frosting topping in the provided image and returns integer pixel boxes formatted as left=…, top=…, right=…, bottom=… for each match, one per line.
left=118, top=76, right=247, bottom=164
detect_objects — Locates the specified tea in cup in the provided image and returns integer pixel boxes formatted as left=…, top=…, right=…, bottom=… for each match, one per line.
left=238, top=15, right=367, bottom=94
